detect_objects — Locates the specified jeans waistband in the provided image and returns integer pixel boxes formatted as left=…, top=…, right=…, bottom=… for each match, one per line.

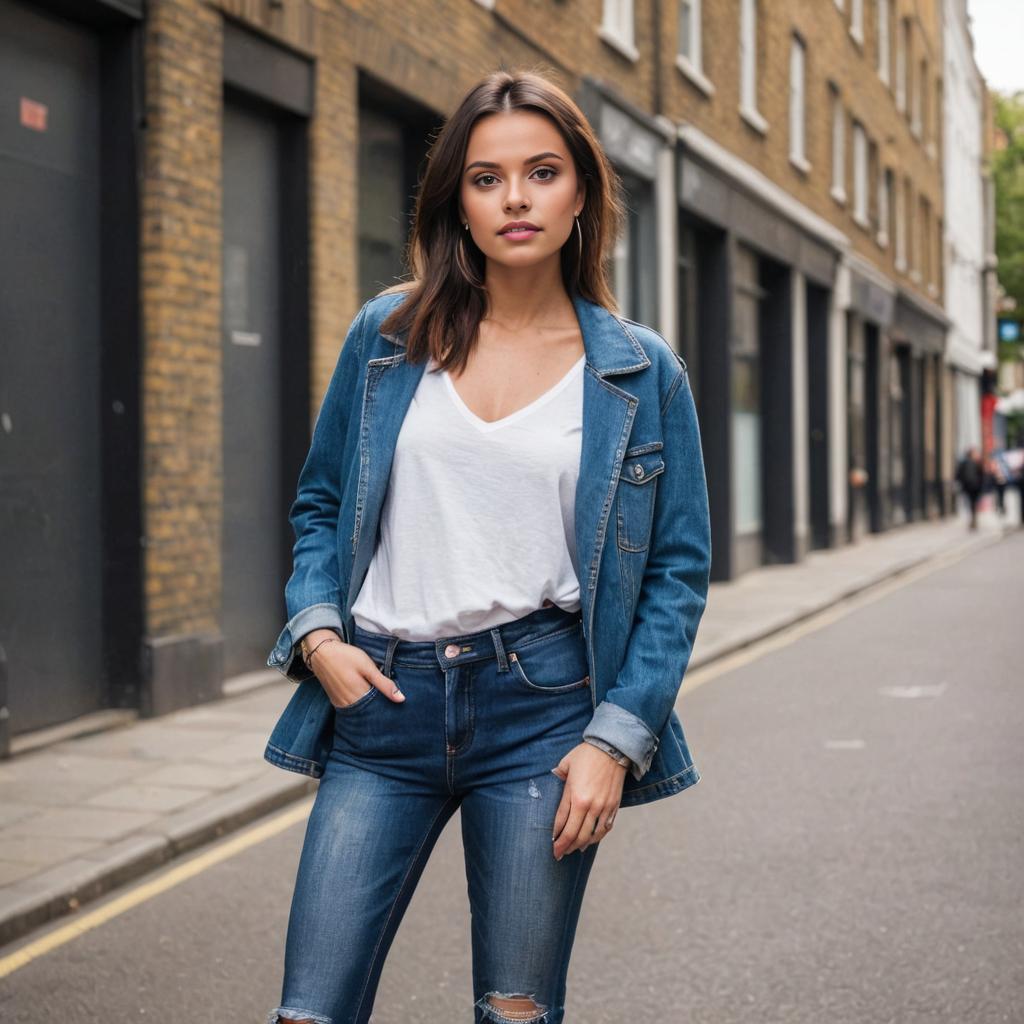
left=352, top=604, right=584, bottom=671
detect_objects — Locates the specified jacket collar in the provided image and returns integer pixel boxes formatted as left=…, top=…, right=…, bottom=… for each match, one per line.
left=381, top=288, right=650, bottom=377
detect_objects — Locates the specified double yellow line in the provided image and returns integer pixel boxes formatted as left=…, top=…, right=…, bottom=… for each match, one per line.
left=0, top=798, right=314, bottom=978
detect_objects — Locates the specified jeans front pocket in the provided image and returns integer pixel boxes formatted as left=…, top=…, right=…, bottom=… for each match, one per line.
left=330, top=652, right=387, bottom=714
left=331, top=683, right=380, bottom=714
left=506, top=623, right=591, bottom=695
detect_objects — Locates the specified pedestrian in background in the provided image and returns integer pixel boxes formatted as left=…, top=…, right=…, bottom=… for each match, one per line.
left=262, top=68, right=711, bottom=1024
left=989, top=449, right=1011, bottom=516
left=956, top=446, right=985, bottom=530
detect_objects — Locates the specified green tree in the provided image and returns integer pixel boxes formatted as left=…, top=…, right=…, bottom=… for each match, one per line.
left=993, top=90, right=1024, bottom=311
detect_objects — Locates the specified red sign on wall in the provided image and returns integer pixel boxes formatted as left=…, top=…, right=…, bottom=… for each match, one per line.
left=20, top=98, right=48, bottom=132
left=981, top=392, right=997, bottom=460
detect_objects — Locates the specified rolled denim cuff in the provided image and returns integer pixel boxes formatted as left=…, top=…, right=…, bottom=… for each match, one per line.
left=582, top=700, right=659, bottom=781
left=290, top=604, right=346, bottom=646
left=582, top=736, right=636, bottom=776
left=269, top=603, right=346, bottom=684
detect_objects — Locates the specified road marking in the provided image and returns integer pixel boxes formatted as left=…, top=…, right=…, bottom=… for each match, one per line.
left=679, top=537, right=999, bottom=696
left=878, top=684, right=946, bottom=699
left=0, top=796, right=314, bottom=978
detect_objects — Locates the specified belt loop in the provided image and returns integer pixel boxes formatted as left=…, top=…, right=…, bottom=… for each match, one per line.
left=382, top=636, right=400, bottom=678
left=489, top=626, right=509, bottom=673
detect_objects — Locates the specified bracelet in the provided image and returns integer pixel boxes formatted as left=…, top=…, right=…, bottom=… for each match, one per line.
left=302, top=636, right=340, bottom=669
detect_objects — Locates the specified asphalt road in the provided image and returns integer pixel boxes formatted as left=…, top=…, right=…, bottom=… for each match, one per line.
left=3, top=531, right=1022, bottom=1023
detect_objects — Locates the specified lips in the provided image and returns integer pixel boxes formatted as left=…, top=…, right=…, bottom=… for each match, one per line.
left=499, top=223, right=542, bottom=242
left=499, top=222, right=540, bottom=235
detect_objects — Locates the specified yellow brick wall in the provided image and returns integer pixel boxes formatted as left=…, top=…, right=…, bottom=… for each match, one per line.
left=660, top=0, right=943, bottom=301
left=141, top=0, right=224, bottom=637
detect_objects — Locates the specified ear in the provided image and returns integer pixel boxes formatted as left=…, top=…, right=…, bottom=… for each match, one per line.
left=574, top=180, right=586, bottom=218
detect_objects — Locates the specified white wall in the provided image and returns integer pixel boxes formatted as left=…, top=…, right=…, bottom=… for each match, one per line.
left=943, top=0, right=988, bottom=377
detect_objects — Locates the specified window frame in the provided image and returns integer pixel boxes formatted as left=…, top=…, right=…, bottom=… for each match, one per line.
left=830, top=85, right=846, bottom=205
left=852, top=120, right=869, bottom=228
left=600, top=0, right=639, bottom=61
left=739, top=0, right=768, bottom=133
left=789, top=33, right=810, bottom=173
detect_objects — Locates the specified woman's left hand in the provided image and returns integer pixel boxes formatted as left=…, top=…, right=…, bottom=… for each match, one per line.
left=550, top=743, right=627, bottom=860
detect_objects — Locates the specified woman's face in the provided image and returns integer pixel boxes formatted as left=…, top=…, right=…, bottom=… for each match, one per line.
left=458, top=109, right=585, bottom=273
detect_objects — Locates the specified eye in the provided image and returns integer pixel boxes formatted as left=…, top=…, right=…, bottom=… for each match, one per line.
left=532, top=166, right=557, bottom=181
left=474, top=173, right=498, bottom=186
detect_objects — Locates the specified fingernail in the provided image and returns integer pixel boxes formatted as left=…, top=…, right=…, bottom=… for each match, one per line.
left=392, top=688, right=404, bottom=699
left=550, top=768, right=559, bottom=775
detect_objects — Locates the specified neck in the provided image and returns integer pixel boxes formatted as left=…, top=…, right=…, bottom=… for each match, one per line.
left=481, top=256, right=574, bottom=330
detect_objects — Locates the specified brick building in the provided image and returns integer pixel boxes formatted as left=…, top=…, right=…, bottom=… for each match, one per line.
left=659, top=0, right=953, bottom=576
left=0, top=0, right=991, bottom=744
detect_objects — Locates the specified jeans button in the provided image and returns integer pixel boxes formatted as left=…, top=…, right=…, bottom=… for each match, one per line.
left=444, top=643, right=461, bottom=658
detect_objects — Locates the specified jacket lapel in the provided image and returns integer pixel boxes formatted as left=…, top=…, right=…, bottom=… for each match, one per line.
left=346, top=351, right=427, bottom=613
left=568, top=293, right=651, bottom=637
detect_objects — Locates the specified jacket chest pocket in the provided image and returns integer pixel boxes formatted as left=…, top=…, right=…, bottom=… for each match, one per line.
left=615, top=444, right=665, bottom=553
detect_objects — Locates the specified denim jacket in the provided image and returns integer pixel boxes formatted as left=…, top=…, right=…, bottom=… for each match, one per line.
left=263, top=288, right=711, bottom=808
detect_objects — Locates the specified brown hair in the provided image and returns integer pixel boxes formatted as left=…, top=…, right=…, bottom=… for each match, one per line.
left=378, top=68, right=625, bottom=374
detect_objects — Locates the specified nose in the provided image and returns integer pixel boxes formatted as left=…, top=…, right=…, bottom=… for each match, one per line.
left=504, top=182, right=529, bottom=212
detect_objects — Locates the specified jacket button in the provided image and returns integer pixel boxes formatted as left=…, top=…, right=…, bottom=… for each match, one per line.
left=444, top=643, right=461, bottom=658
left=632, top=463, right=645, bottom=479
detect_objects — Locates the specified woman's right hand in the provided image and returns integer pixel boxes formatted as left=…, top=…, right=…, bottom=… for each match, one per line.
left=302, top=629, right=405, bottom=708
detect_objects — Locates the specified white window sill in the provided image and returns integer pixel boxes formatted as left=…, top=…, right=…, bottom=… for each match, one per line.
left=831, top=185, right=847, bottom=206
left=676, top=55, right=715, bottom=97
left=876, top=230, right=889, bottom=249
left=789, top=153, right=812, bottom=176
left=927, top=282, right=939, bottom=298
left=895, top=256, right=907, bottom=273
left=909, top=268, right=922, bottom=284
left=739, top=105, right=769, bottom=136
left=599, top=25, right=639, bottom=62
left=910, top=120, right=921, bottom=140
left=852, top=211, right=871, bottom=231
left=849, top=26, right=864, bottom=47
left=472, top=0, right=495, bottom=8
left=926, top=140, right=936, bottom=161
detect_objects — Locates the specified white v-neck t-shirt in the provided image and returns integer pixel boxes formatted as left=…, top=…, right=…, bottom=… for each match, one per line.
left=350, top=352, right=586, bottom=641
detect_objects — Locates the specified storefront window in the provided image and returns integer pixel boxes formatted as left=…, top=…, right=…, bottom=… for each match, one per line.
left=612, top=171, right=658, bottom=328
left=356, top=88, right=439, bottom=304
left=358, top=108, right=406, bottom=303
left=732, top=245, right=762, bottom=535
left=677, top=221, right=700, bottom=405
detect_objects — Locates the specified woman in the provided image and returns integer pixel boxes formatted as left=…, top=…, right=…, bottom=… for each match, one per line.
left=956, top=446, right=985, bottom=530
left=264, top=69, right=711, bottom=1024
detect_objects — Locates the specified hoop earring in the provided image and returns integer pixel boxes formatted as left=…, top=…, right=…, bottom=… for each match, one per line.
left=457, top=229, right=480, bottom=285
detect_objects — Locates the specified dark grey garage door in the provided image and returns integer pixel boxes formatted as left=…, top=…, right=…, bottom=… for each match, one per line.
left=220, top=94, right=286, bottom=679
left=0, top=0, right=105, bottom=734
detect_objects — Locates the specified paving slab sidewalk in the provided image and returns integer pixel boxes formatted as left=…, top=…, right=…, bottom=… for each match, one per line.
left=0, top=502, right=1017, bottom=948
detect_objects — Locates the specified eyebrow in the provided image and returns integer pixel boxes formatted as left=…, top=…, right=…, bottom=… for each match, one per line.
left=464, top=151, right=565, bottom=174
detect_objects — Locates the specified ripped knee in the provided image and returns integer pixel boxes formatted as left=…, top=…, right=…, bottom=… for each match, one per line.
left=266, top=1009, right=331, bottom=1024
left=477, top=991, right=550, bottom=1022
